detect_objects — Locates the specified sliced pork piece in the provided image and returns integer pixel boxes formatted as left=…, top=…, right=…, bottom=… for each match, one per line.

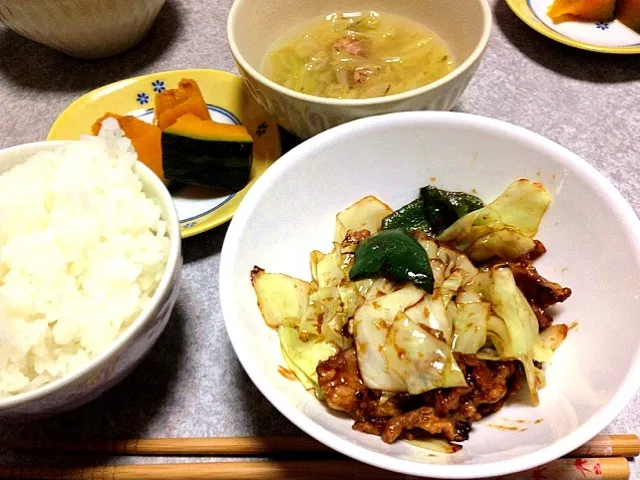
left=332, top=37, right=366, bottom=56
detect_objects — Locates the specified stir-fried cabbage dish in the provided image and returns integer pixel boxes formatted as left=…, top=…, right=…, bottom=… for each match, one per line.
left=252, top=179, right=572, bottom=451
left=262, top=11, right=455, bottom=99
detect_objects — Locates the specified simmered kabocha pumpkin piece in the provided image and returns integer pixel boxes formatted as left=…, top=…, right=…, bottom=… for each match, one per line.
left=161, top=113, right=253, bottom=191
left=154, top=78, right=211, bottom=130
left=91, top=113, right=166, bottom=183
left=547, top=0, right=616, bottom=22
left=616, top=0, right=640, bottom=32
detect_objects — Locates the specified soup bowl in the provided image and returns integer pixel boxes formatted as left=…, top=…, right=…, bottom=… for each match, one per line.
left=227, top=0, right=492, bottom=139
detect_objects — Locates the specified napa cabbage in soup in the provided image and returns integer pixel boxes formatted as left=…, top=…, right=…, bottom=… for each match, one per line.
left=262, top=11, right=455, bottom=100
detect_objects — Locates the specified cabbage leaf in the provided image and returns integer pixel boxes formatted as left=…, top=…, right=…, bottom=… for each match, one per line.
left=438, top=180, right=551, bottom=261
left=251, top=270, right=312, bottom=327
left=383, top=312, right=467, bottom=394
left=334, top=195, right=393, bottom=242
left=466, top=266, right=547, bottom=405
left=278, top=325, right=338, bottom=399
left=452, top=302, right=490, bottom=354
left=405, top=295, right=452, bottom=344
left=353, top=285, right=467, bottom=393
left=354, top=285, right=425, bottom=391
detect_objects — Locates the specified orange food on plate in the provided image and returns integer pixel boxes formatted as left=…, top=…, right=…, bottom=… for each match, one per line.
left=91, top=113, right=165, bottom=183
left=154, top=78, right=210, bottom=130
left=616, top=0, right=640, bottom=32
left=547, top=0, right=616, bottom=22
left=90, top=79, right=253, bottom=191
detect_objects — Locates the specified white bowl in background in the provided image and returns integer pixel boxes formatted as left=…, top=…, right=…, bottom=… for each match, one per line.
left=0, top=141, right=182, bottom=420
left=220, top=112, right=640, bottom=478
left=228, top=0, right=492, bottom=139
left=0, top=0, right=166, bottom=59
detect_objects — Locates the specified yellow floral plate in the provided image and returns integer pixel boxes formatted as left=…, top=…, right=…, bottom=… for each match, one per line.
left=506, top=0, right=640, bottom=53
left=48, top=69, right=282, bottom=238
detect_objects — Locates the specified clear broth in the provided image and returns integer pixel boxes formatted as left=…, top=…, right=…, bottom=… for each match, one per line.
left=262, top=11, right=456, bottom=99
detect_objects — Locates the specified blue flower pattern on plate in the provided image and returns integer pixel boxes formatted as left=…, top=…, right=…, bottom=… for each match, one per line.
left=596, top=22, right=610, bottom=30
left=256, top=122, right=268, bottom=137
left=152, top=80, right=166, bottom=93
left=137, top=92, right=150, bottom=105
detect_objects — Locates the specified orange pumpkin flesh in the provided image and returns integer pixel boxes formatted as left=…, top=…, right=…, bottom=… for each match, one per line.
left=154, top=78, right=210, bottom=131
left=91, top=113, right=166, bottom=183
left=548, top=0, right=616, bottom=22
left=617, top=0, right=640, bottom=32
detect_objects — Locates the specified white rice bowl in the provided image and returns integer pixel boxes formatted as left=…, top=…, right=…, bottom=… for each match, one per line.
left=0, top=119, right=170, bottom=396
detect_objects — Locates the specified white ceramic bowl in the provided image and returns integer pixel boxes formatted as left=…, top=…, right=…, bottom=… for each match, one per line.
left=0, top=141, right=182, bottom=420
left=228, top=0, right=492, bottom=139
left=220, top=112, right=640, bottom=478
left=0, top=0, right=166, bottom=59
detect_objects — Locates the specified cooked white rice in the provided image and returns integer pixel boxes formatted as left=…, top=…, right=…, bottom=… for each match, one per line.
left=0, top=119, right=170, bottom=396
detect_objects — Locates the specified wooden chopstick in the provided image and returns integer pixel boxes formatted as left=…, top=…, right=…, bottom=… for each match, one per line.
left=568, top=434, right=640, bottom=458
left=11, top=434, right=639, bottom=458
left=6, top=435, right=636, bottom=479
left=11, top=436, right=333, bottom=456
left=0, top=457, right=630, bottom=480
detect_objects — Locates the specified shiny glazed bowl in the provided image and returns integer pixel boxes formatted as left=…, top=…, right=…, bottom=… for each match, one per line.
left=227, top=0, right=492, bottom=139
left=0, top=141, right=182, bottom=420
left=0, top=0, right=166, bottom=59
left=220, top=112, right=640, bottom=478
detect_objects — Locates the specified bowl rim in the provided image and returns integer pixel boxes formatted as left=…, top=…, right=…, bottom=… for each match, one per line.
left=0, top=140, right=182, bottom=411
left=227, top=0, right=493, bottom=107
left=219, top=111, right=640, bottom=479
